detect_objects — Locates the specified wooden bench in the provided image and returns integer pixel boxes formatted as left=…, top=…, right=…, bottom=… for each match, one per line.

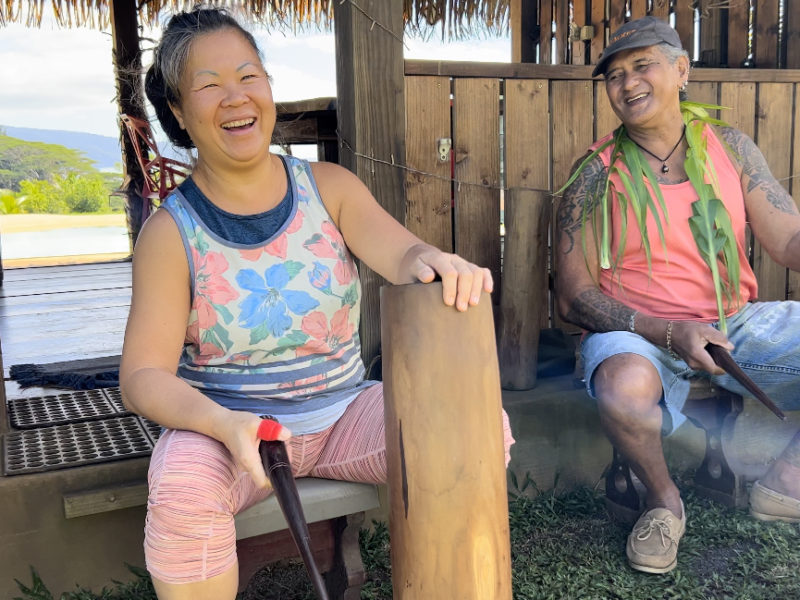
left=605, top=378, right=746, bottom=523
left=61, top=474, right=379, bottom=598
left=235, top=478, right=380, bottom=598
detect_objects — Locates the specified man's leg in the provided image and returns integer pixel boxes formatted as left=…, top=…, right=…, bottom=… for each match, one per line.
left=594, top=353, right=686, bottom=573
left=594, top=353, right=682, bottom=517
left=751, top=431, right=800, bottom=521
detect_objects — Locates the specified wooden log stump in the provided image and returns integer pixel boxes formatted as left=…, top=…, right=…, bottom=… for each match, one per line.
left=498, top=188, right=551, bottom=390
left=380, top=282, right=512, bottom=600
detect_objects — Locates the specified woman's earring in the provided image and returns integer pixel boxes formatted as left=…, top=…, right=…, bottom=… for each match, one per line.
left=679, top=82, right=687, bottom=92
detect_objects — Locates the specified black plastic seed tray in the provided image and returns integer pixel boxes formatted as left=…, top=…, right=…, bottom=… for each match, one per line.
left=6, top=390, right=125, bottom=430
left=138, top=417, right=164, bottom=444
left=102, top=387, right=127, bottom=413
left=3, top=416, right=154, bottom=476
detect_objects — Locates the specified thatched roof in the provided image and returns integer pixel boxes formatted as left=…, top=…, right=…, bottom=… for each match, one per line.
left=1, top=0, right=510, bottom=38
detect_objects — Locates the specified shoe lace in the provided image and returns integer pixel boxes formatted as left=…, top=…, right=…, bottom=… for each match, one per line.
left=634, top=516, right=675, bottom=548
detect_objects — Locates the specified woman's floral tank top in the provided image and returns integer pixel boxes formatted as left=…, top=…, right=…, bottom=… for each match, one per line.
left=161, top=155, right=374, bottom=434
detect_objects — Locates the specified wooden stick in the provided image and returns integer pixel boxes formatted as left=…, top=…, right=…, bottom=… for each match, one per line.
left=705, top=342, right=786, bottom=420
left=258, top=439, right=330, bottom=600
left=381, top=282, right=512, bottom=599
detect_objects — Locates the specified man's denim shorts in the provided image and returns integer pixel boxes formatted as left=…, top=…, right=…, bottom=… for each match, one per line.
left=581, top=301, right=800, bottom=435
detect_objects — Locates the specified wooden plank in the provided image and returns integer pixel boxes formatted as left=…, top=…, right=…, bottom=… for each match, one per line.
left=551, top=80, right=594, bottom=333
left=551, top=80, right=595, bottom=193
left=674, top=0, right=695, bottom=55
left=333, top=0, right=405, bottom=366
left=631, top=0, right=647, bottom=20
left=754, top=0, right=780, bottom=68
left=452, top=78, right=502, bottom=287
left=405, top=60, right=800, bottom=83
left=540, top=0, right=553, bottom=64
left=650, top=0, right=670, bottom=20
left=727, top=0, right=750, bottom=68
left=595, top=81, right=620, bottom=139
left=589, top=0, right=606, bottom=65
left=688, top=81, right=719, bottom=117
left=554, top=0, right=570, bottom=64
left=498, top=189, right=550, bottom=389
left=698, top=4, right=725, bottom=67
left=505, top=79, right=550, bottom=190
left=608, top=0, right=626, bottom=38
left=719, top=82, right=756, bottom=140
left=63, top=482, right=148, bottom=519
left=510, top=0, right=538, bottom=62
left=752, top=82, right=792, bottom=301
left=571, top=0, right=587, bottom=66
left=789, top=84, right=800, bottom=300
left=404, top=76, right=453, bottom=253
left=788, top=1, right=800, bottom=69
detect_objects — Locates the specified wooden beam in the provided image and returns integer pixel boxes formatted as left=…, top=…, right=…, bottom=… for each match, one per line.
left=510, top=0, right=538, bottom=62
left=698, top=5, right=726, bottom=67
left=754, top=0, right=780, bottom=68
left=727, top=0, right=750, bottom=68
left=405, top=60, right=800, bottom=83
left=334, top=0, right=405, bottom=366
left=109, top=0, right=148, bottom=246
left=589, top=0, right=606, bottom=66
left=787, top=0, right=800, bottom=69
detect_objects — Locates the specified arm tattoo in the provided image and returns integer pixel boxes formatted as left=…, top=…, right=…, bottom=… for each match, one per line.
left=565, top=288, right=635, bottom=333
left=718, top=126, right=798, bottom=214
left=556, top=154, right=607, bottom=255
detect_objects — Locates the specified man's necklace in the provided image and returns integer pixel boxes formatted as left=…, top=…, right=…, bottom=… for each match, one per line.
left=629, top=126, right=686, bottom=173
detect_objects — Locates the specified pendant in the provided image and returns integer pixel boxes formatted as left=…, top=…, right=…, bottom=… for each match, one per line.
left=661, top=164, right=669, bottom=174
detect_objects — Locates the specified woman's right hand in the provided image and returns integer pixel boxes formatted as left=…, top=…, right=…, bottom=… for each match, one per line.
left=214, top=410, right=292, bottom=489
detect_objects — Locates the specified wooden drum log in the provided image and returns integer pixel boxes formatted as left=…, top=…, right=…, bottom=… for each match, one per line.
left=380, top=282, right=512, bottom=600
left=498, top=188, right=551, bottom=390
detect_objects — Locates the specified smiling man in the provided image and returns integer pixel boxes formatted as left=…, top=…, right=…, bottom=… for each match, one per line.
left=555, top=16, right=800, bottom=574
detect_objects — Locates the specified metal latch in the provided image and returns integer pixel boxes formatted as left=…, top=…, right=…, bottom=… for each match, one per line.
left=569, top=24, right=595, bottom=42
left=437, top=138, right=452, bottom=162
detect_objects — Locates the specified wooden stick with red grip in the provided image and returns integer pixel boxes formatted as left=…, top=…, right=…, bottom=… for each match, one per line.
left=257, top=417, right=330, bottom=599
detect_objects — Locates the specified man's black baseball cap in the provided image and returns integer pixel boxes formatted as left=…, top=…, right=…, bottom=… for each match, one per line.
left=593, top=16, right=684, bottom=77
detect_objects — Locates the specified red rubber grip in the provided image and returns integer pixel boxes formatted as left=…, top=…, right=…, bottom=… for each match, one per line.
left=256, top=418, right=283, bottom=441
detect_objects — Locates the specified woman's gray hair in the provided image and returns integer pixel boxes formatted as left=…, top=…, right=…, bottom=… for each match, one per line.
left=145, top=7, right=263, bottom=149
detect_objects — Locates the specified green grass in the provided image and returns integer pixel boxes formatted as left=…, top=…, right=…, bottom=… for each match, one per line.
left=13, top=482, right=800, bottom=600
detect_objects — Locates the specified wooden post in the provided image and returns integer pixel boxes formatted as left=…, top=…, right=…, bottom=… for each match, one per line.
left=498, top=189, right=550, bottom=390
left=510, top=0, right=538, bottom=62
left=110, top=0, right=148, bottom=249
left=333, top=0, right=405, bottom=368
left=381, top=282, right=512, bottom=600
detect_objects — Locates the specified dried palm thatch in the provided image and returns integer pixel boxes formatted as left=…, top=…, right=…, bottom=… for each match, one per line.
left=0, top=0, right=510, bottom=38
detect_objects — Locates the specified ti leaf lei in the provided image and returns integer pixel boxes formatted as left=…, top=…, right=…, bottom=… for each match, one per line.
left=559, top=101, right=741, bottom=333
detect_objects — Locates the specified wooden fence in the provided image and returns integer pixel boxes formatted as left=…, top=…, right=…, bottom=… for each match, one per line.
left=532, top=0, right=799, bottom=69
left=403, top=61, right=800, bottom=334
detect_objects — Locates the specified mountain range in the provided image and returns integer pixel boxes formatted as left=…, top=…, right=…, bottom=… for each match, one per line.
left=2, top=125, right=123, bottom=171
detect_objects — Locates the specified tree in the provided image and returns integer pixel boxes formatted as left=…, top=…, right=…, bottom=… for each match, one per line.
left=0, top=134, right=97, bottom=191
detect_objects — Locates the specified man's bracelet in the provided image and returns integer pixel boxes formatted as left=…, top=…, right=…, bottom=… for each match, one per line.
left=628, top=311, right=637, bottom=333
left=665, top=320, right=678, bottom=360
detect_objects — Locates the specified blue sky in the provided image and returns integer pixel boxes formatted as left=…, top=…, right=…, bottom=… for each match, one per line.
left=0, top=18, right=510, bottom=139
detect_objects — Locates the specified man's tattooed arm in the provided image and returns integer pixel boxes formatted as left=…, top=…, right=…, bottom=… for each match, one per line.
left=556, top=153, right=606, bottom=256
left=718, top=126, right=798, bottom=215
left=565, top=288, right=636, bottom=334
left=718, top=126, right=800, bottom=270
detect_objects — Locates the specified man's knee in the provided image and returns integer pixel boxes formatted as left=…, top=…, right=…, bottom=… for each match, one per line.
left=594, top=353, right=662, bottom=420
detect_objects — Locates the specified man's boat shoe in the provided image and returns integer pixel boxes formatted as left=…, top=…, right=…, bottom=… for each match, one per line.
left=626, top=502, right=685, bottom=574
left=750, top=481, right=800, bottom=523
